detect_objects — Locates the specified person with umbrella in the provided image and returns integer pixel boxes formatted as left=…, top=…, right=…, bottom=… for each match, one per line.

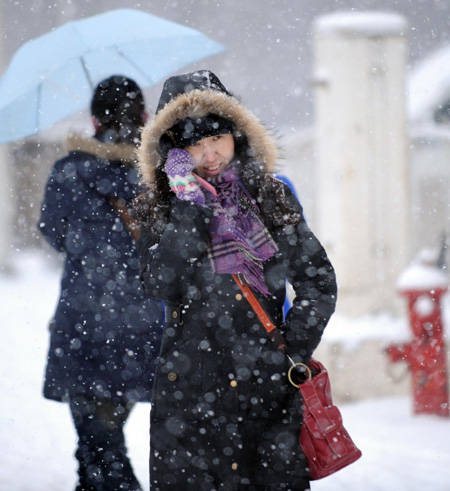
left=135, top=70, right=337, bottom=490
left=39, top=75, right=163, bottom=491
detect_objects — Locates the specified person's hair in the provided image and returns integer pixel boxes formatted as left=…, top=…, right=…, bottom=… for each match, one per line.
left=91, top=75, right=145, bottom=144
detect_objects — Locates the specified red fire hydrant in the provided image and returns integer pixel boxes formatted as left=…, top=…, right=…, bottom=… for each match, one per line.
left=386, top=257, right=449, bottom=417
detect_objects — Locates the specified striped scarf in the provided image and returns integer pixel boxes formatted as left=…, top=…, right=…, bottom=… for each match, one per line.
left=206, top=164, right=278, bottom=297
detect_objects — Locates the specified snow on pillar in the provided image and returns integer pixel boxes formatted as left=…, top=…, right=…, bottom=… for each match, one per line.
left=314, top=12, right=410, bottom=316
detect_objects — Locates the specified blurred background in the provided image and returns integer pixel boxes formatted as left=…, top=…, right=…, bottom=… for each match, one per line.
left=3, top=0, right=449, bottom=131
left=2, top=1, right=450, bottom=299
left=1, top=3, right=450, bottom=489
left=2, top=0, right=450, bottom=390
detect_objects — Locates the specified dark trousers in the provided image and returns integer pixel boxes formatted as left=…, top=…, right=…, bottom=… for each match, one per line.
left=69, top=396, right=142, bottom=491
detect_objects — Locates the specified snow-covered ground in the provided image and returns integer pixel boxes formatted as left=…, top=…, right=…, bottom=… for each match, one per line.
left=1, top=251, right=450, bottom=491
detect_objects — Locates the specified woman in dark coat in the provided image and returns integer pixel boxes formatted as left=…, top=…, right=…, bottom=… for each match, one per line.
left=136, top=70, right=337, bottom=490
left=39, top=76, right=163, bottom=491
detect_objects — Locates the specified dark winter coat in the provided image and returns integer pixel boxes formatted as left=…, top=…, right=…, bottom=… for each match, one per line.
left=137, top=71, right=337, bottom=490
left=39, top=134, right=163, bottom=404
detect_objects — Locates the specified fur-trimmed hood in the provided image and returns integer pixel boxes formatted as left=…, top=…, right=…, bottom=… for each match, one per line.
left=66, top=132, right=138, bottom=164
left=137, top=73, right=279, bottom=189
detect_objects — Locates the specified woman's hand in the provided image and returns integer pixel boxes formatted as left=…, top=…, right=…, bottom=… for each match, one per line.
left=164, top=148, right=205, bottom=205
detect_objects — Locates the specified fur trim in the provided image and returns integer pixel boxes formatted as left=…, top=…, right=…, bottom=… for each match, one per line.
left=137, top=90, right=278, bottom=188
left=66, top=132, right=138, bottom=164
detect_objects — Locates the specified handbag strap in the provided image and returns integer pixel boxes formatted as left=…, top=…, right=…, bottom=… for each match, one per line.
left=107, top=196, right=140, bottom=242
left=232, top=273, right=287, bottom=351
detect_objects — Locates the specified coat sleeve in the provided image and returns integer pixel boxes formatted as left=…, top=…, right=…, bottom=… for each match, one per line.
left=280, top=188, right=337, bottom=363
left=138, top=199, right=212, bottom=304
left=38, top=159, right=72, bottom=252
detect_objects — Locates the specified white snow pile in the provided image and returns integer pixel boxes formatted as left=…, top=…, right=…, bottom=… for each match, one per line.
left=1, top=250, right=450, bottom=491
left=397, top=249, right=449, bottom=291
left=315, top=11, right=407, bottom=38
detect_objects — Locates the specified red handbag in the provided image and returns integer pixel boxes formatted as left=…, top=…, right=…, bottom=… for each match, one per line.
left=288, top=359, right=362, bottom=479
left=232, top=274, right=362, bottom=480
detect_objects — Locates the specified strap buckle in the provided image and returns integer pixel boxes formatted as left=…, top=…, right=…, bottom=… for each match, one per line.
left=288, top=362, right=312, bottom=388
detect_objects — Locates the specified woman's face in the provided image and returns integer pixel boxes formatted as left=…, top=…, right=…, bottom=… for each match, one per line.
left=185, top=133, right=235, bottom=178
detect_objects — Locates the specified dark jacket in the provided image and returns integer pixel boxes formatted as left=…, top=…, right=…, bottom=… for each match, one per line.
left=137, top=71, right=337, bottom=490
left=39, top=134, right=163, bottom=403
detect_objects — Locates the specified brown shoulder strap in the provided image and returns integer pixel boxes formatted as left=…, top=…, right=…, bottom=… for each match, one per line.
left=232, top=274, right=287, bottom=350
left=107, top=196, right=140, bottom=242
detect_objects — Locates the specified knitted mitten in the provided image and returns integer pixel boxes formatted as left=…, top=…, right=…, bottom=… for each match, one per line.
left=164, top=148, right=205, bottom=205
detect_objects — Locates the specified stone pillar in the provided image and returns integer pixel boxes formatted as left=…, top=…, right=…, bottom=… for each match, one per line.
left=0, top=152, right=13, bottom=267
left=0, top=4, right=14, bottom=267
left=314, top=12, right=410, bottom=316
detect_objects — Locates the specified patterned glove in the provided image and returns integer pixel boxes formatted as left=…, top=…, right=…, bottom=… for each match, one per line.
left=164, top=148, right=205, bottom=205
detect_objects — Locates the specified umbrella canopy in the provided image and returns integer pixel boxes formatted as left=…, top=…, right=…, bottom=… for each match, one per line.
left=0, top=9, right=225, bottom=144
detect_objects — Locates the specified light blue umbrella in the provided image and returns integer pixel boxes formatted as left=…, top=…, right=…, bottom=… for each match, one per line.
left=0, top=9, right=225, bottom=144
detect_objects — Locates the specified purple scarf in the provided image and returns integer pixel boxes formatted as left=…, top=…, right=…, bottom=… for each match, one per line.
left=206, top=164, right=278, bottom=297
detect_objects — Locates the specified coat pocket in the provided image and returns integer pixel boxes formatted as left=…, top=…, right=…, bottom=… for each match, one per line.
left=151, top=337, right=203, bottom=421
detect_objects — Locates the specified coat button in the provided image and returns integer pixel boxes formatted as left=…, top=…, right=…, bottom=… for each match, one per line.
left=168, top=372, right=177, bottom=382
left=230, top=380, right=238, bottom=387
left=172, top=310, right=178, bottom=319
left=231, top=463, right=238, bottom=470
left=235, top=293, right=243, bottom=301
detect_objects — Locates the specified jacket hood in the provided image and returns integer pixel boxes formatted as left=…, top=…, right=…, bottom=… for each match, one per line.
left=66, top=132, right=138, bottom=164
left=137, top=71, right=279, bottom=188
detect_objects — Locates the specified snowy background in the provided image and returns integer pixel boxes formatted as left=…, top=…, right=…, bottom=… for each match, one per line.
left=1, top=250, right=450, bottom=491
left=3, top=0, right=450, bottom=134
left=2, top=2, right=450, bottom=490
